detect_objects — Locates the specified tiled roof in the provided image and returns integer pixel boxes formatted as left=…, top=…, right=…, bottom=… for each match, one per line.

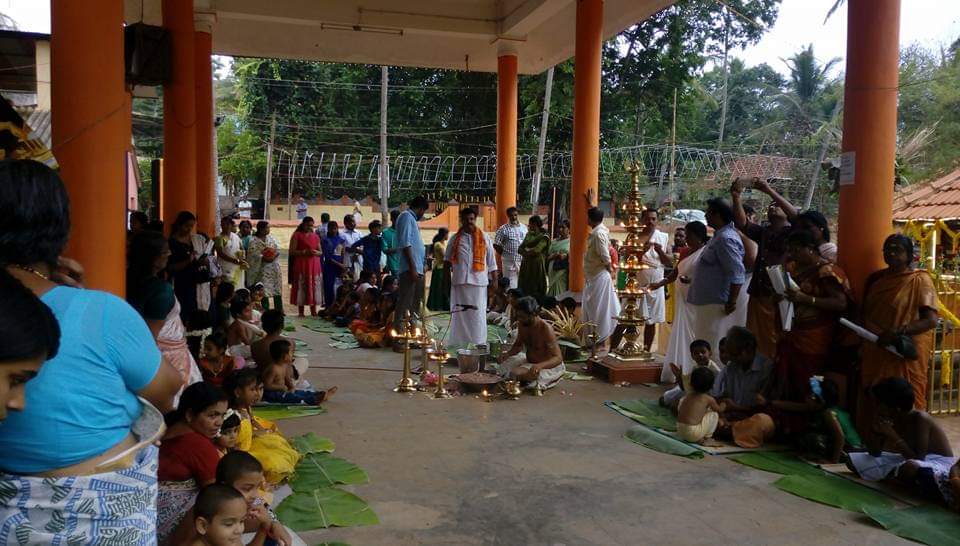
left=892, top=167, right=960, bottom=221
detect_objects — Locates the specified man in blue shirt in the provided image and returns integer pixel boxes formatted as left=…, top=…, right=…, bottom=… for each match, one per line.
left=688, top=197, right=746, bottom=352
left=351, top=220, right=384, bottom=275
left=394, top=195, right=430, bottom=332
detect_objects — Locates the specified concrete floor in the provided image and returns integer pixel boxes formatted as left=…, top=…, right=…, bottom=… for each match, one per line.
left=266, top=318, right=951, bottom=546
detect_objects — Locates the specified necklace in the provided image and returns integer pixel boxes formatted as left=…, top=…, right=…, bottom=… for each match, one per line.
left=12, top=264, right=49, bottom=281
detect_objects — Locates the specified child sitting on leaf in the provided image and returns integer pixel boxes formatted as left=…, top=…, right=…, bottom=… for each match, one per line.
left=676, top=366, right=726, bottom=444
left=260, top=340, right=335, bottom=405
left=660, top=339, right=722, bottom=411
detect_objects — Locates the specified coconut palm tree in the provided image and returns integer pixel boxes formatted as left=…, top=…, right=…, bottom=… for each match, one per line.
left=824, top=0, right=845, bottom=24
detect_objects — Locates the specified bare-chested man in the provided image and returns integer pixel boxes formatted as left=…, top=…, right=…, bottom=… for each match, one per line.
left=496, top=296, right=565, bottom=390
left=848, top=377, right=956, bottom=505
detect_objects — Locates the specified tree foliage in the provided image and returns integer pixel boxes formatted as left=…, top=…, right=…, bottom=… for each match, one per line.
left=127, top=0, right=960, bottom=209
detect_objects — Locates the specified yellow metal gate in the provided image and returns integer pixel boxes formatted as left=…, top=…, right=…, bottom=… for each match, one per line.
left=928, top=273, right=960, bottom=414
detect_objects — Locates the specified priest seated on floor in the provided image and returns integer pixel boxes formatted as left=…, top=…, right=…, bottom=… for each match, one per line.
left=496, top=296, right=565, bottom=391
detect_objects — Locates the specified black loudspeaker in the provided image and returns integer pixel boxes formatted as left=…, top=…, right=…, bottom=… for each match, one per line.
left=125, top=23, right=171, bottom=86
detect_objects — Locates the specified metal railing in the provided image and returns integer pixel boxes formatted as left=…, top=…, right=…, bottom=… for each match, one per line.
left=928, top=272, right=960, bottom=414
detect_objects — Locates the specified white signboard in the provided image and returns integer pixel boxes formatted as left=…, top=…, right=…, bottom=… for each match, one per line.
left=839, top=151, right=856, bottom=186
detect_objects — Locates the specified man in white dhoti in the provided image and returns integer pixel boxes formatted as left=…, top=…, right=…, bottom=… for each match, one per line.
left=497, top=296, right=565, bottom=391
left=494, top=207, right=527, bottom=289
left=847, top=377, right=958, bottom=505
left=687, top=198, right=745, bottom=353
left=637, top=207, right=672, bottom=352
left=445, top=207, right=499, bottom=346
left=581, top=196, right=621, bottom=353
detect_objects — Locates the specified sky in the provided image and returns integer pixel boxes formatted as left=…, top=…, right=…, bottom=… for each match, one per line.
left=4, top=0, right=959, bottom=78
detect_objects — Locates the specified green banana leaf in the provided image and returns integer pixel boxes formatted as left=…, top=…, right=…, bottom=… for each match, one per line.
left=276, top=487, right=379, bottom=530
left=773, top=473, right=894, bottom=512
left=608, top=400, right=678, bottom=431
left=253, top=405, right=326, bottom=421
left=291, top=432, right=335, bottom=455
left=624, top=425, right=704, bottom=459
left=864, top=505, right=960, bottom=546
left=291, top=453, right=369, bottom=491
left=727, top=452, right=824, bottom=476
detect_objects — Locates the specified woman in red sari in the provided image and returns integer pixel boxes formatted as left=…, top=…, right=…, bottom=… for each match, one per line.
left=773, top=230, right=853, bottom=406
left=289, top=216, right=323, bottom=317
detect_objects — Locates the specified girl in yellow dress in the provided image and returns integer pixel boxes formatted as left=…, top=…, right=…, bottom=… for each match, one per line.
left=224, top=368, right=301, bottom=484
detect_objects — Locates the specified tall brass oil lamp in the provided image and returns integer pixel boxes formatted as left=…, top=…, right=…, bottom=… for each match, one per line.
left=391, top=311, right=420, bottom=393
left=607, top=160, right=655, bottom=363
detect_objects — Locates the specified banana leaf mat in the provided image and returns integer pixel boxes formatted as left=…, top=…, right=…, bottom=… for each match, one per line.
left=773, top=473, right=895, bottom=513
left=727, top=453, right=960, bottom=545
left=624, top=425, right=704, bottom=459
left=818, top=461, right=931, bottom=507
left=864, top=505, right=960, bottom=546
left=606, top=399, right=678, bottom=431
left=253, top=405, right=326, bottom=420
left=727, top=452, right=824, bottom=476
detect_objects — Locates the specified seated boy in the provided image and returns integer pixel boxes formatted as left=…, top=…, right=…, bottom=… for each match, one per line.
left=333, top=291, right=362, bottom=328
left=769, top=377, right=863, bottom=463
left=496, top=297, right=565, bottom=391
left=250, top=309, right=285, bottom=366
left=677, top=367, right=725, bottom=444
left=261, top=339, right=335, bottom=404
left=170, top=452, right=293, bottom=546
left=660, top=339, right=722, bottom=410
left=355, top=270, right=377, bottom=295
left=381, top=275, right=398, bottom=297
left=323, top=284, right=352, bottom=321
left=185, top=484, right=248, bottom=546
left=847, top=377, right=956, bottom=505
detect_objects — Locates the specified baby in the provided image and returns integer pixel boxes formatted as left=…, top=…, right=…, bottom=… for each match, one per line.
left=677, top=367, right=725, bottom=444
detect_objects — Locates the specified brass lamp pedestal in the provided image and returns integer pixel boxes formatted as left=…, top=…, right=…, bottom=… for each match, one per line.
left=590, top=160, right=662, bottom=384
left=391, top=312, right=420, bottom=393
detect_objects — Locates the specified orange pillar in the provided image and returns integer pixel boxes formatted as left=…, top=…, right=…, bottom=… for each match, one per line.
left=569, top=0, right=603, bottom=292
left=163, top=0, right=198, bottom=227
left=837, top=0, right=900, bottom=297
left=194, top=17, right=216, bottom=236
left=495, top=53, right=518, bottom=227
left=51, top=0, right=128, bottom=295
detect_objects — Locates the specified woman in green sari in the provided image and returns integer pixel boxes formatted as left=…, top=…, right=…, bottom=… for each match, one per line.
left=426, top=228, right=451, bottom=311
left=517, top=215, right=550, bottom=301
left=546, top=219, right=570, bottom=297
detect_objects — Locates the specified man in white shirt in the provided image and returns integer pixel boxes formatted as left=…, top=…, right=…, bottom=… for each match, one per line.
left=581, top=192, right=620, bottom=353
left=445, top=207, right=499, bottom=346
left=340, top=213, right=364, bottom=282
left=494, top=207, right=527, bottom=289
left=638, top=207, right=672, bottom=352
left=237, top=198, right=252, bottom=219
left=295, top=197, right=309, bottom=220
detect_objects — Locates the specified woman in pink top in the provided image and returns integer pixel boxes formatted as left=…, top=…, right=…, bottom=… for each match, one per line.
left=289, top=216, right=324, bottom=316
